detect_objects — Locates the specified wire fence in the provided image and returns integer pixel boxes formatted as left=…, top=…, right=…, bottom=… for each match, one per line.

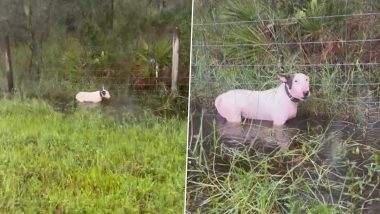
left=0, top=40, right=189, bottom=100
left=193, top=38, right=380, bottom=47
left=192, top=62, right=380, bottom=68
left=192, top=12, right=380, bottom=26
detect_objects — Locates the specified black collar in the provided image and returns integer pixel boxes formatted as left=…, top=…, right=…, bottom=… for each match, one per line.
left=284, top=84, right=300, bottom=103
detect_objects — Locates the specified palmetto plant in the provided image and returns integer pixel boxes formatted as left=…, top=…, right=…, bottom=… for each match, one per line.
left=221, top=0, right=271, bottom=21
left=216, top=0, right=277, bottom=64
left=293, top=0, right=353, bottom=41
left=136, top=38, right=172, bottom=77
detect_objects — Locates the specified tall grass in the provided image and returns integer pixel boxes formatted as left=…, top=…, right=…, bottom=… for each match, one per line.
left=191, top=0, right=380, bottom=121
left=0, top=99, right=186, bottom=213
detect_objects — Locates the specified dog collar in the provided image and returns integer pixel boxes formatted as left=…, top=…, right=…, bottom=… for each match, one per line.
left=284, top=84, right=300, bottom=103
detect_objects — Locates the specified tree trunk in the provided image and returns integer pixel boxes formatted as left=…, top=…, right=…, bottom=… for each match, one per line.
left=171, top=27, right=180, bottom=93
left=100, top=0, right=114, bottom=33
left=26, top=0, right=43, bottom=78
left=41, top=0, right=54, bottom=40
left=4, top=35, right=14, bottom=94
left=109, top=0, right=114, bottom=31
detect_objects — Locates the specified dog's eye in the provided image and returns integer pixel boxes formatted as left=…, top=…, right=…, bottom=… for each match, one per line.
left=294, top=80, right=298, bottom=83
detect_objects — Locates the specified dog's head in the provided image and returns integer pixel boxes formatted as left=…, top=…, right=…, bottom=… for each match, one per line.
left=278, top=73, right=310, bottom=101
left=100, top=87, right=111, bottom=99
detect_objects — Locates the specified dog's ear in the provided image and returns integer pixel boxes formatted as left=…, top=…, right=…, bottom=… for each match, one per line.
left=278, top=74, right=295, bottom=89
left=277, top=74, right=290, bottom=83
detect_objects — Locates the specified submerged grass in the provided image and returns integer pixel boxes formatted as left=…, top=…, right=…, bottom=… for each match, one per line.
left=186, top=116, right=380, bottom=213
left=0, top=99, right=186, bottom=213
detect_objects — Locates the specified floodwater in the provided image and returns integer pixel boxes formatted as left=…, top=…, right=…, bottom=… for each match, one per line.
left=187, top=95, right=380, bottom=213
left=49, top=89, right=188, bottom=122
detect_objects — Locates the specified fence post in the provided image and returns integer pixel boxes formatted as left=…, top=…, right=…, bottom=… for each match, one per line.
left=4, top=35, right=14, bottom=94
left=171, top=26, right=179, bottom=93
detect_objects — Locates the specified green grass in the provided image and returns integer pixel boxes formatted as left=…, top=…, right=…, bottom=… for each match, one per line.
left=0, top=99, right=186, bottom=213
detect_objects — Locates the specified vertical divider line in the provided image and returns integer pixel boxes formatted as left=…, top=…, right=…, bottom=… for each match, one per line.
left=184, top=0, right=195, bottom=213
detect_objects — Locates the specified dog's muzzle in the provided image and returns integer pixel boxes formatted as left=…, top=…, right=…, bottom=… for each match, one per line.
left=302, top=91, right=310, bottom=100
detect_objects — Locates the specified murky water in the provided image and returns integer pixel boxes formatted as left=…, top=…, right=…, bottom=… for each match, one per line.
left=187, top=94, right=380, bottom=213
left=48, top=90, right=188, bottom=122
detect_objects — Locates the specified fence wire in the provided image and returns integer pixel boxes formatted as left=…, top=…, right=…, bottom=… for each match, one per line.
left=193, top=12, right=380, bottom=26
left=193, top=38, right=380, bottom=47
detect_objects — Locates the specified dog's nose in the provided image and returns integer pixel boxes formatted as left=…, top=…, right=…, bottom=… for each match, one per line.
left=303, top=91, right=309, bottom=97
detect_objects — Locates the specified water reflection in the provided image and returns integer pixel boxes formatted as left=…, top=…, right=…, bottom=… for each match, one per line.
left=215, top=115, right=299, bottom=151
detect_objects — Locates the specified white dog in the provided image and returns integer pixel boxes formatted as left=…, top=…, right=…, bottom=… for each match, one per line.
left=215, top=73, right=310, bottom=127
left=75, top=87, right=111, bottom=103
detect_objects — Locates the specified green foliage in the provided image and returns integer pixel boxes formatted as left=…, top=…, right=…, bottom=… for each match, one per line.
left=136, top=38, right=172, bottom=76
left=0, top=99, right=186, bottom=213
left=221, top=0, right=272, bottom=21
left=293, top=0, right=353, bottom=40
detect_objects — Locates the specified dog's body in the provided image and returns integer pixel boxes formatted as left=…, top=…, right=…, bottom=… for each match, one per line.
left=215, top=73, right=310, bottom=126
left=75, top=88, right=111, bottom=103
left=215, top=85, right=298, bottom=125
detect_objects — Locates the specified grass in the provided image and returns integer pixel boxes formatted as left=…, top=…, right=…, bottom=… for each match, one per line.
left=186, top=115, right=380, bottom=213
left=0, top=99, right=186, bottom=213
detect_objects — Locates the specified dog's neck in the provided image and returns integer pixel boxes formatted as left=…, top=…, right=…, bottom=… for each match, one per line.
left=284, top=84, right=300, bottom=103
left=99, top=90, right=104, bottom=100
